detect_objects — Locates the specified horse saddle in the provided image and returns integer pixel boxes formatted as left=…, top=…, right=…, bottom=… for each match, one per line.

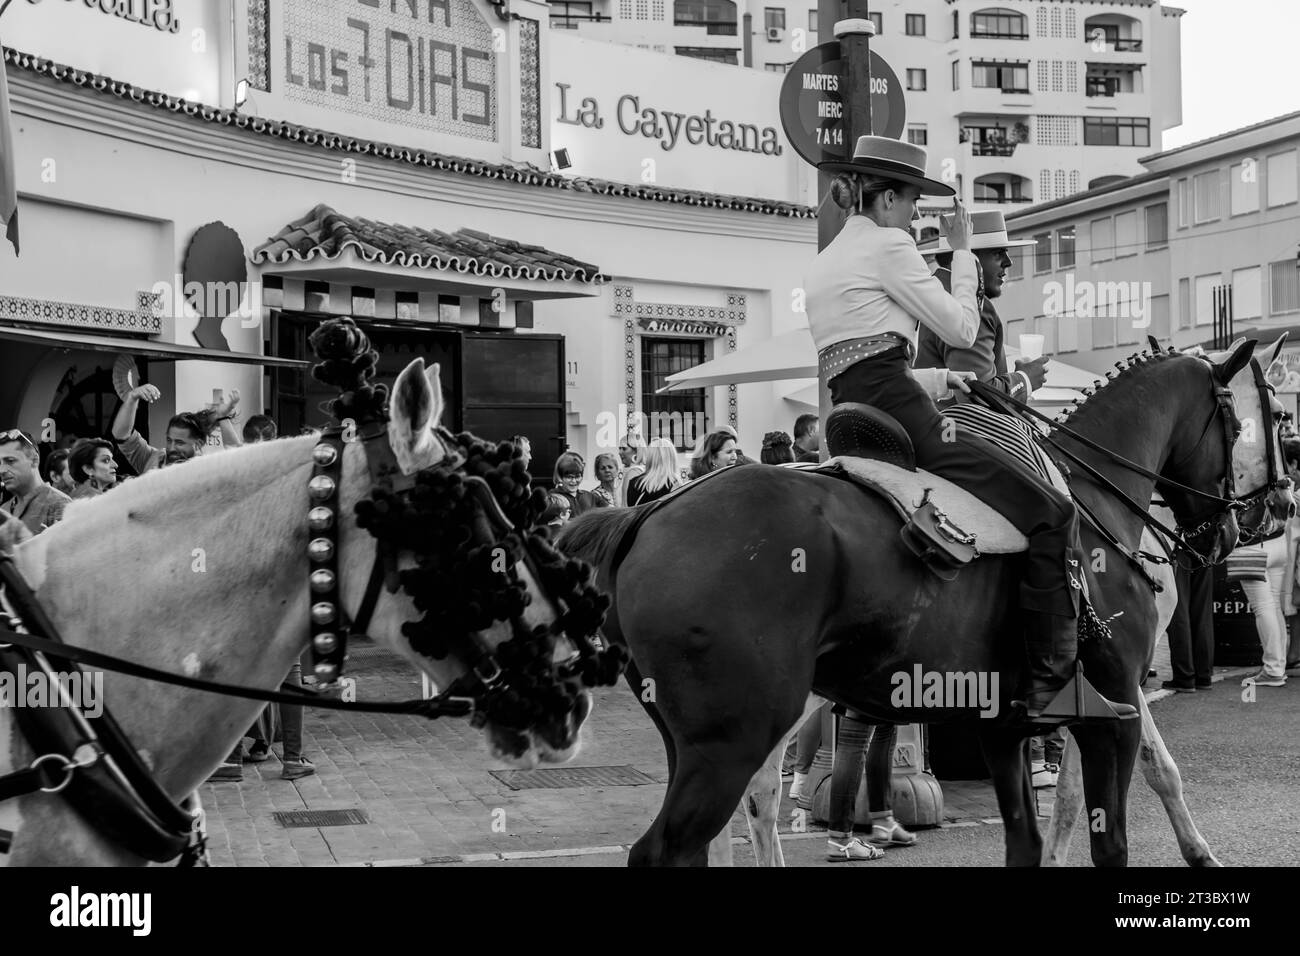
left=800, top=403, right=1031, bottom=581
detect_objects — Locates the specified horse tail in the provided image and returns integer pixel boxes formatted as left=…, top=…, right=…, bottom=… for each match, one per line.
left=555, top=505, right=646, bottom=572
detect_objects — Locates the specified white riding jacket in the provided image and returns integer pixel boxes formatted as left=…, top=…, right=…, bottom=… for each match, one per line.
left=805, top=215, right=981, bottom=402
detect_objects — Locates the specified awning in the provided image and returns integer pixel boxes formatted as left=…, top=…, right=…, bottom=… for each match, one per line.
left=0, top=324, right=311, bottom=367
left=659, top=329, right=817, bottom=392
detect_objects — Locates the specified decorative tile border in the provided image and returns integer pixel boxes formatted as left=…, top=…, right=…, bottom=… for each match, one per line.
left=519, top=18, right=541, bottom=150
left=0, top=292, right=162, bottom=334
left=613, top=284, right=746, bottom=429
left=247, top=0, right=270, bottom=92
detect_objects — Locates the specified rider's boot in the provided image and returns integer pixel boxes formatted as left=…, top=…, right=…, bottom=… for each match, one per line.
left=1017, top=610, right=1138, bottom=723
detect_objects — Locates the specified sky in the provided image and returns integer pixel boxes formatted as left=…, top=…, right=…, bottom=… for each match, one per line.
left=1162, top=0, right=1300, bottom=149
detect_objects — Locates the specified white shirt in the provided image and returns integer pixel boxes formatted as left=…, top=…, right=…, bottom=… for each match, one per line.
left=805, top=215, right=981, bottom=400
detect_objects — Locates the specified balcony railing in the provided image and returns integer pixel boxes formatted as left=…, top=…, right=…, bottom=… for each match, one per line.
left=974, top=195, right=1033, bottom=204
left=971, top=141, right=1017, bottom=156
left=1086, top=37, right=1143, bottom=52
left=971, top=31, right=1029, bottom=39
left=674, top=18, right=738, bottom=35
left=550, top=12, right=611, bottom=27
left=1086, top=77, right=1121, bottom=97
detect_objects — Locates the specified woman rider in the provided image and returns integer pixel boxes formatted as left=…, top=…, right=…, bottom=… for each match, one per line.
left=804, top=136, right=1135, bottom=726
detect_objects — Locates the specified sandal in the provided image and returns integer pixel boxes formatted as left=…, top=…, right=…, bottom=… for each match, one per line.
left=245, top=742, right=271, bottom=763
left=826, top=837, right=884, bottom=862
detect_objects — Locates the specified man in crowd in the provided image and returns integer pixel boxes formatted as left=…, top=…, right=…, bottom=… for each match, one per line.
left=0, top=428, right=69, bottom=535
left=793, top=414, right=820, bottom=463
left=913, top=212, right=1057, bottom=787
left=44, top=448, right=76, bottom=496
left=111, top=382, right=241, bottom=473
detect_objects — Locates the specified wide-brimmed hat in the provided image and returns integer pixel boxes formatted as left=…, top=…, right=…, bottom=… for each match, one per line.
left=818, top=135, right=955, bottom=197
left=917, top=210, right=1038, bottom=255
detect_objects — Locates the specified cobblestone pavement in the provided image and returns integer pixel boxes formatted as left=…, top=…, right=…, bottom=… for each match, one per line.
left=199, top=638, right=1248, bottom=866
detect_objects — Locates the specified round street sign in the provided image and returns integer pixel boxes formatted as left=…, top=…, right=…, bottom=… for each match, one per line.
left=779, top=42, right=906, bottom=167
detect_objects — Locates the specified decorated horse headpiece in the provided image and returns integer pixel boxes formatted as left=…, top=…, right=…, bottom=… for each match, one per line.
left=305, top=318, right=626, bottom=731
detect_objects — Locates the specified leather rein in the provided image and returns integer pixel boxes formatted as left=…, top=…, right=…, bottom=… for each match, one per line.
left=967, top=355, right=1265, bottom=591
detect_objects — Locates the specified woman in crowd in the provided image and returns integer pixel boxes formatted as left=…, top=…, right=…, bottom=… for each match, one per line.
left=552, top=451, right=601, bottom=517
left=67, top=438, right=118, bottom=499
left=688, top=430, right=739, bottom=480
left=591, top=453, right=619, bottom=507
left=761, top=430, right=796, bottom=465
left=617, top=437, right=645, bottom=507
left=626, top=437, right=682, bottom=506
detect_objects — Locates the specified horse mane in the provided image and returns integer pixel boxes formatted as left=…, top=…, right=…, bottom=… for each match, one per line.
left=1054, top=346, right=1188, bottom=429
left=556, top=506, right=645, bottom=571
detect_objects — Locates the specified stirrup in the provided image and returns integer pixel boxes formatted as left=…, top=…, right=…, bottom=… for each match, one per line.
left=1030, top=662, right=1138, bottom=722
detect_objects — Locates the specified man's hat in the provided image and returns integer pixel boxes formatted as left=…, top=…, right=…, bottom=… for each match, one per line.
left=918, top=210, right=1038, bottom=255
left=818, top=135, right=954, bottom=197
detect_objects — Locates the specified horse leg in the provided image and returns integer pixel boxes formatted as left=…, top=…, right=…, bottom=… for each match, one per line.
left=630, top=745, right=769, bottom=867
left=1136, top=694, right=1220, bottom=866
left=1042, top=731, right=1085, bottom=866
left=977, top=727, right=1042, bottom=867
left=706, top=741, right=783, bottom=867
left=1071, top=718, right=1141, bottom=867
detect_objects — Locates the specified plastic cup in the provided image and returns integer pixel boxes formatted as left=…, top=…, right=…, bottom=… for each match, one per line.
left=1019, top=334, right=1045, bottom=361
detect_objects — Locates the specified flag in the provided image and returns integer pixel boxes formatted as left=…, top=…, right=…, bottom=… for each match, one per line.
left=0, top=42, right=18, bottom=255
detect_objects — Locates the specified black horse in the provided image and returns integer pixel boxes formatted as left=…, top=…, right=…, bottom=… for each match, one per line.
left=560, top=342, right=1279, bottom=866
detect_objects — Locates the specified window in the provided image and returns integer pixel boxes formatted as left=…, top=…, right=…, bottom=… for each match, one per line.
left=907, top=125, right=928, bottom=146
left=952, top=60, right=960, bottom=90
left=1271, top=260, right=1300, bottom=314
left=764, top=62, right=791, bottom=72
left=1114, top=211, right=1137, bottom=258
left=952, top=10, right=959, bottom=38
left=1058, top=312, right=1078, bottom=352
left=868, top=11, right=881, bottom=33
left=972, top=61, right=1029, bottom=93
left=1194, top=274, right=1221, bottom=327
left=675, top=46, right=738, bottom=63
left=764, top=7, right=784, bottom=30
left=1034, top=232, right=1052, bottom=274
left=1178, top=277, right=1190, bottom=329
left=1006, top=246, right=1024, bottom=281
left=1267, top=150, right=1298, bottom=207
left=641, top=338, right=707, bottom=451
left=1193, top=170, right=1220, bottom=223
left=1092, top=313, right=1115, bottom=349
left=673, top=0, right=737, bottom=34
left=1145, top=203, right=1168, bottom=249
left=1083, top=116, right=1150, bottom=147
left=907, top=69, right=927, bottom=91
left=1232, top=267, right=1263, bottom=320
left=970, top=10, right=1027, bottom=39
left=808, top=9, right=817, bottom=34
left=1176, top=179, right=1190, bottom=228
left=906, top=13, right=925, bottom=36
left=1149, top=295, right=1170, bottom=339
left=1230, top=161, right=1260, bottom=215
left=1091, top=217, right=1113, bottom=262
left=1056, top=226, right=1076, bottom=269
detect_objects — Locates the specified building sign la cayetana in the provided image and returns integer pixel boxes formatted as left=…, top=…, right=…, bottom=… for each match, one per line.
left=21, top=0, right=183, bottom=34
left=282, top=0, right=498, bottom=142
left=557, top=84, right=782, bottom=156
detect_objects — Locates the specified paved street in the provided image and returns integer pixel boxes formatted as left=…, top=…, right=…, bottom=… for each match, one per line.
left=199, top=638, right=1297, bottom=867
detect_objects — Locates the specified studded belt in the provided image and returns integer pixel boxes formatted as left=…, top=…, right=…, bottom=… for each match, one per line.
left=818, top=333, right=915, bottom=380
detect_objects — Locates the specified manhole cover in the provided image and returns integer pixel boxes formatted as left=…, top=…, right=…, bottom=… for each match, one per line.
left=490, top=766, right=657, bottom=790
left=273, top=809, right=369, bottom=828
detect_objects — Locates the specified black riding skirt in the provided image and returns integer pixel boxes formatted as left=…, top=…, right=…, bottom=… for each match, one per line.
left=829, top=347, right=1081, bottom=618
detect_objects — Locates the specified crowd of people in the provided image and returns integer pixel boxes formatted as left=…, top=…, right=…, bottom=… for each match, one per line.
left=0, top=383, right=316, bottom=786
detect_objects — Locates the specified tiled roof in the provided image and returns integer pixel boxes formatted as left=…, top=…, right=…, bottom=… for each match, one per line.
left=253, top=205, right=608, bottom=284
left=4, top=48, right=817, bottom=221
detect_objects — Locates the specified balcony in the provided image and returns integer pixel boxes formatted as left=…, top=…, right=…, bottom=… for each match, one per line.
left=550, top=12, right=611, bottom=27
left=674, top=17, right=738, bottom=35
left=973, top=173, right=1033, bottom=206
left=972, top=141, right=1016, bottom=156
left=1086, top=77, right=1120, bottom=98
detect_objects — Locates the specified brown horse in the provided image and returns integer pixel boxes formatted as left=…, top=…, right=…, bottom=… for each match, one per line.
left=560, top=341, right=1273, bottom=866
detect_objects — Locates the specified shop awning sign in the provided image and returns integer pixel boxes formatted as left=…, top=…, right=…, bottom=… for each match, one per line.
left=778, top=42, right=905, bottom=167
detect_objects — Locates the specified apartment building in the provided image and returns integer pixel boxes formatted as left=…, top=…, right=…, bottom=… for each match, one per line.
left=546, top=1, right=1184, bottom=222
left=996, top=111, right=1300, bottom=411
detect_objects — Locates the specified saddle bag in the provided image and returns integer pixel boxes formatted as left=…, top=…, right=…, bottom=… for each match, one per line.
left=898, top=494, right=980, bottom=582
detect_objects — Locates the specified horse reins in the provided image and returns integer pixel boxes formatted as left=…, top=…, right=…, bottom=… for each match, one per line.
left=967, top=359, right=1247, bottom=579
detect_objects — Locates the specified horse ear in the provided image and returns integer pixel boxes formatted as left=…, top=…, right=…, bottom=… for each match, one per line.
left=388, top=358, right=447, bottom=473
left=1212, top=339, right=1257, bottom=384
left=1147, top=335, right=1163, bottom=353
left=1268, top=332, right=1289, bottom=364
